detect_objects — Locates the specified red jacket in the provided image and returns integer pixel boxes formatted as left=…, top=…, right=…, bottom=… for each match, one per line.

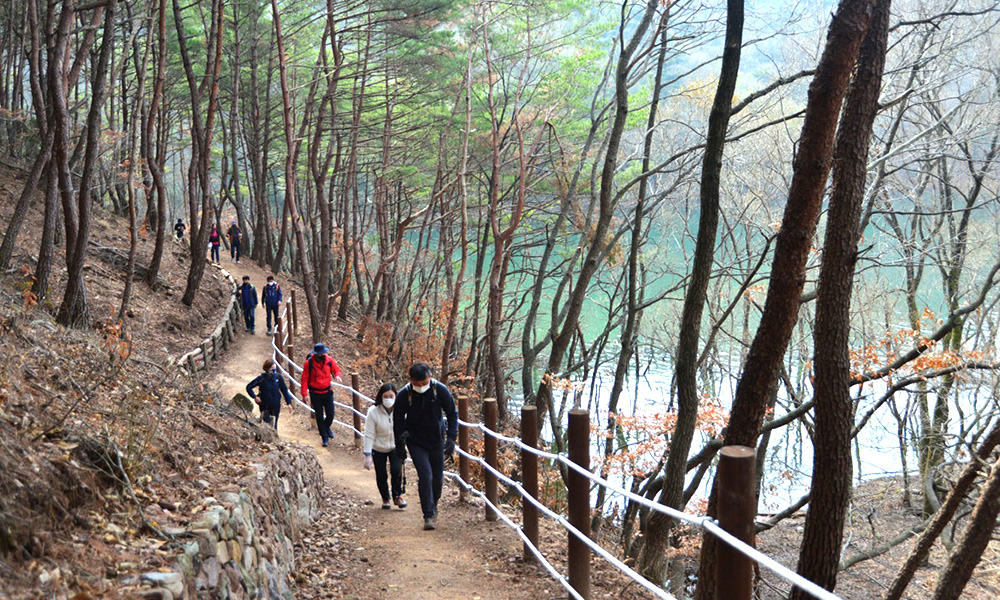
left=301, top=354, right=342, bottom=395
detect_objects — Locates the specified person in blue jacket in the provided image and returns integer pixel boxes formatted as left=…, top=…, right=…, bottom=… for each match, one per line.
left=262, top=275, right=283, bottom=335
left=246, top=359, right=294, bottom=429
left=237, top=275, right=258, bottom=333
left=393, top=362, right=457, bottom=531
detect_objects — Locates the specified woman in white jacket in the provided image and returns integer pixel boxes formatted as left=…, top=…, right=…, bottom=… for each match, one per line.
left=363, top=383, right=407, bottom=509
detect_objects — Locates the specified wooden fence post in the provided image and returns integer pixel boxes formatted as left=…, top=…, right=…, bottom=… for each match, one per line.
left=458, top=395, right=470, bottom=502
left=521, top=405, right=538, bottom=562
left=568, top=408, right=591, bottom=599
left=290, top=289, right=298, bottom=334
left=484, top=398, right=498, bottom=521
left=352, top=373, right=362, bottom=445
left=717, top=445, right=756, bottom=600
left=200, top=340, right=211, bottom=369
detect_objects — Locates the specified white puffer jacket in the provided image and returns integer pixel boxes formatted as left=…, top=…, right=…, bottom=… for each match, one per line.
left=363, top=405, right=395, bottom=454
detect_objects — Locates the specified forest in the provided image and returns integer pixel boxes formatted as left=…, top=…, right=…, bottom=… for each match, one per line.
left=2, top=0, right=1000, bottom=598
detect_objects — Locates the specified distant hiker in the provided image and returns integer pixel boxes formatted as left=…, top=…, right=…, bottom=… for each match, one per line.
left=208, top=225, right=221, bottom=263
left=246, top=359, right=294, bottom=430
left=262, top=275, right=283, bottom=335
left=300, top=343, right=343, bottom=447
left=364, top=383, right=407, bottom=510
left=237, top=275, right=258, bottom=333
left=174, top=218, right=186, bottom=240
left=227, top=220, right=242, bottom=264
left=393, top=362, right=457, bottom=531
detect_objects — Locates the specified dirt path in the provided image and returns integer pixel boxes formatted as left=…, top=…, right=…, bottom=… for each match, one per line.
left=205, top=260, right=545, bottom=600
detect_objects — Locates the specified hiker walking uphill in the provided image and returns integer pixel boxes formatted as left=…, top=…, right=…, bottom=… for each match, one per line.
left=393, top=362, right=458, bottom=531
left=262, top=276, right=282, bottom=335
left=237, top=275, right=258, bottom=333
left=301, top=343, right=343, bottom=447
left=246, top=359, right=294, bottom=430
left=208, top=225, right=221, bottom=263
left=364, top=383, right=408, bottom=510
left=227, top=220, right=242, bottom=264
left=174, top=218, right=185, bottom=240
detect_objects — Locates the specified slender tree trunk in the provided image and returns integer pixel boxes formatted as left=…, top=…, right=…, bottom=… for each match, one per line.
left=533, top=0, right=661, bottom=441
left=271, top=0, right=322, bottom=341
left=143, top=0, right=168, bottom=288
left=637, top=1, right=742, bottom=582
left=595, top=12, right=670, bottom=537
left=58, top=0, right=118, bottom=327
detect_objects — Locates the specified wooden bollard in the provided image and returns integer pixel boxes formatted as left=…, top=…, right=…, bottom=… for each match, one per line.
left=521, top=405, right=539, bottom=562
left=567, top=408, right=591, bottom=599
left=287, top=342, right=294, bottom=369
left=458, top=395, right=470, bottom=502
left=717, top=445, right=756, bottom=600
left=352, top=373, right=362, bottom=445
left=290, top=289, right=298, bottom=334
left=484, top=398, right=498, bottom=521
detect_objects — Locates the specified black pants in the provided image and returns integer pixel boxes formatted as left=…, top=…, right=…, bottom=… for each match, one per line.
left=261, top=404, right=281, bottom=430
left=210, top=244, right=220, bottom=262
left=408, top=442, right=444, bottom=518
left=266, top=304, right=280, bottom=332
left=310, top=390, right=334, bottom=442
left=372, top=449, right=403, bottom=502
left=242, top=304, right=255, bottom=331
left=231, top=241, right=241, bottom=261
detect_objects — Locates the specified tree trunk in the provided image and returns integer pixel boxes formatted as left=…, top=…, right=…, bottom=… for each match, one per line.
left=929, top=453, right=1000, bottom=600
left=790, top=1, right=888, bottom=597
left=58, top=0, right=118, bottom=327
left=637, top=0, right=742, bottom=583
left=693, top=1, right=876, bottom=597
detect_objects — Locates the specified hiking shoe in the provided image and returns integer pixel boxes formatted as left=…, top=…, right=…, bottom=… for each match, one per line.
left=382, top=501, right=391, bottom=510
left=321, top=439, right=329, bottom=448
left=423, top=516, right=436, bottom=531
left=394, top=496, right=407, bottom=508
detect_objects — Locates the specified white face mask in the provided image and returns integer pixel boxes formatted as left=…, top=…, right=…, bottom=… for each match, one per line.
left=412, top=384, right=430, bottom=394
left=382, top=395, right=395, bottom=409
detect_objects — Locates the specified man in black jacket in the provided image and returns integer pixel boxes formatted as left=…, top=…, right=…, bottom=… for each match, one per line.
left=393, top=362, right=457, bottom=530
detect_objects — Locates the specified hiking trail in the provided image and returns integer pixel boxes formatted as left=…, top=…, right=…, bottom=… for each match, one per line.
left=205, top=259, right=547, bottom=600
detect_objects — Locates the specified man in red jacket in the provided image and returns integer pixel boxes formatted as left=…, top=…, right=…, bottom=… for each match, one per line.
left=301, top=343, right=343, bottom=447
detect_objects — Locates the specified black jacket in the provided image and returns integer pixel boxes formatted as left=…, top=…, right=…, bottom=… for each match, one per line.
left=393, top=380, right=458, bottom=450
left=246, top=371, right=293, bottom=411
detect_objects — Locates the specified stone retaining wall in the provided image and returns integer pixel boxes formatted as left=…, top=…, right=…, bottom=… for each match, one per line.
left=136, top=444, right=324, bottom=600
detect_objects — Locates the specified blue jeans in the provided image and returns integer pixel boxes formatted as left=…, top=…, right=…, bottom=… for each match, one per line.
left=310, top=390, right=334, bottom=442
left=210, top=244, right=220, bottom=262
left=231, top=241, right=241, bottom=261
left=373, top=449, right=404, bottom=502
left=242, top=305, right=255, bottom=331
left=407, top=442, right=444, bottom=518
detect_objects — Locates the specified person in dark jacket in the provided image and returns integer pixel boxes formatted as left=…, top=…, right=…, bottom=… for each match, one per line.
left=393, top=362, right=457, bottom=531
left=174, top=218, right=186, bottom=240
left=300, top=343, right=343, bottom=447
left=208, top=225, right=221, bottom=263
left=227, top=220, right=242, bottom=264
left=246, top=359, right=294, bottom=429
left=262, top=275, right=283, bottom=335
left=237, top=275, right=258, bottom=333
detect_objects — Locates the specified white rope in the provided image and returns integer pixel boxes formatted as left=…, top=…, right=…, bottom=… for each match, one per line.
left=266, top=317, right=834, bottom=599
left=453, top=448, right=677, bottom=600
left=457, top=418, right=842, bottom=600
left=443, top=471, right=586, bottom=600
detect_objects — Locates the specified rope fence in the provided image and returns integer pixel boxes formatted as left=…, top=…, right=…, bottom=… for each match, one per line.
left=267, top=295, right=840, bottom=600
